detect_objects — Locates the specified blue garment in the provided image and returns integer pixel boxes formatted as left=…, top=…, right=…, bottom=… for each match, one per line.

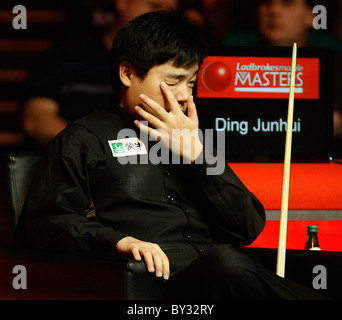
left=222, top=30, right=342, bottom=52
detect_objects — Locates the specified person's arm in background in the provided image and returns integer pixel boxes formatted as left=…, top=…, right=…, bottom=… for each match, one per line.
left=22, top=97, right=67, bottom=146
left=19, top=40, right=69, bottom=146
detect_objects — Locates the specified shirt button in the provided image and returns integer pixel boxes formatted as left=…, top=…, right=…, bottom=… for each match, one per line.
left=164, top=170, right=171, bottom=176
left=167, top=195, right=174, bottom=201
left=184, top=233, right=191, bottom=240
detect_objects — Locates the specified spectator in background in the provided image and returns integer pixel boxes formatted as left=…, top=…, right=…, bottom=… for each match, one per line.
left=20, top=0, right=178, bottom=147
left=180, top=0, right=235, bottom=44
left=180, top=0, right=207, bottom=37
left=223, top=0, right=342, bottom=158
left=223, top=0, right=342, bottom=48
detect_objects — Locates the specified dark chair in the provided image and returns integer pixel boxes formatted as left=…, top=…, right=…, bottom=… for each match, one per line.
left=0, top=152, right=341, bottom=299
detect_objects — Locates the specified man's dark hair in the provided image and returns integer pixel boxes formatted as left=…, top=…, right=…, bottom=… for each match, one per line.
left=109, top=10, right=208, bottom=99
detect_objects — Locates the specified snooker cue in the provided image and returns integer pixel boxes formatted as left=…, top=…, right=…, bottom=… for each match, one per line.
left=276, top=42, right=297, bottom=278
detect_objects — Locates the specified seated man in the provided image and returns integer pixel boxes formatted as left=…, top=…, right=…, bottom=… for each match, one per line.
left=24, top=11, right=327, bottom=299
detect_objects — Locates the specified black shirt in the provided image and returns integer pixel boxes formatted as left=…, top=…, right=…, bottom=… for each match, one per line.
left=24, top=105, right=265, bottom=274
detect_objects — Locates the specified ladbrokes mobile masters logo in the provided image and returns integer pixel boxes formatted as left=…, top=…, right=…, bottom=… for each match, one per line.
left=197, top=56, right=320, bottom=100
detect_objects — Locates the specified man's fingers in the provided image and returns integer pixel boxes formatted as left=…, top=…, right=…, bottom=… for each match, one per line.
left=134, top=119, right=164, bottom=142
left=160, top=81, right=179, bottom=113
left=141, top=250, right=155, bottom=273
left=186, top=95, right=198, bottom=122
left=134, top=105, right=165, bottom=129
left=153, top=253, right=164, bottom=278
left=138, top=244, right=170, bottom=280
left=162, top=253, right=170, bottom=280
left=154, top=253, right=170, bottom=280
left=139, top=94, right=168, bottom=119
left=131, top=247, right=142, bottom=261
left=118, top=237, right=170, bottom=280
left=152, top=250, right=170, bottom=279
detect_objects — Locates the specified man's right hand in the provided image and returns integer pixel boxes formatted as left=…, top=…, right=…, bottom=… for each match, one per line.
left=116, top=236, right=170, bottom=280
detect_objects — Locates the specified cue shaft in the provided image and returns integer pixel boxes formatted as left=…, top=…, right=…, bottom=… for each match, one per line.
left=276, top=43, right=297, bottom=278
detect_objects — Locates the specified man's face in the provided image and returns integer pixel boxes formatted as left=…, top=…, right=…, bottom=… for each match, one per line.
left=121, top=61, right=199, bottom=118
left=258, top=0, right=314, bottom=46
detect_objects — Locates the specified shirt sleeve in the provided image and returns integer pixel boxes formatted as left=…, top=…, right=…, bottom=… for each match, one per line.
left=181, top=149, right=266, bottom=246
left=24, top=125, right=129, bottom=252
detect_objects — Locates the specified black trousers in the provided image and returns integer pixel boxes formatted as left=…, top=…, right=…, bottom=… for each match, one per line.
left=164, top=244, right=330, bottom=300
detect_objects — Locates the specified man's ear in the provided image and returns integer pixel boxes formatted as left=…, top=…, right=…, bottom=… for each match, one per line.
left=119, top=62, right=134, bottom=87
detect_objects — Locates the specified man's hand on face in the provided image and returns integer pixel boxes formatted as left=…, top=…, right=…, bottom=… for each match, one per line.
left=116, top=236, right=170, bottom=280
left=133, top=81, right=203, bottom=163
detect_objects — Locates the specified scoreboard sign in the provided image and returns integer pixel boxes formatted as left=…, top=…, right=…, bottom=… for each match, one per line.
left=195, top=46, right=333, bottom=163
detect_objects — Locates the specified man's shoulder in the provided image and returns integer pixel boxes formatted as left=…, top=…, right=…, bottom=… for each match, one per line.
left=59, top=107, right=131, bottom=146
left=74, top=108, right=124, bottom=130
left=56, top=121, right=97, bottom=143
left=76, top=106, right=132, bottom=130
left=53, top=109, right=107, bottom=139
left=51, top=121, right=104, bottom=157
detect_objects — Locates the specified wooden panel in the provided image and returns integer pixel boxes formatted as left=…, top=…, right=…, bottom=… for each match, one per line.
left=0, top=1, right=68, bottom=10
left=0, top=69, right=28, bottom=81
left=0, top=39, right=52, bottom=52
left=0, top=101, right=18, bottom=113
left=0, top=24, right=66, bottom=39
left=0, top=10, right=66, bottom=23
left=0, top=83, right=25, bottom=99
left=0, top=113, right=21, bottom=131
left=0, top=52, right=40, bottom=68
left=0, top=132, right=24, bottom=146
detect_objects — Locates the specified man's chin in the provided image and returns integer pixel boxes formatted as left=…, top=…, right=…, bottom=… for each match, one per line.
left=263, top=31, right=292, bottom=46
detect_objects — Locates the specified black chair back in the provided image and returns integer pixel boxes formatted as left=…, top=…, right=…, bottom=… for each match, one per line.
left=0, top=152, right=41, bottom=248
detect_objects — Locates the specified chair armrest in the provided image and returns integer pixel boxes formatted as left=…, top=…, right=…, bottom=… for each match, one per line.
left=0, top=249, right=164, bottom=299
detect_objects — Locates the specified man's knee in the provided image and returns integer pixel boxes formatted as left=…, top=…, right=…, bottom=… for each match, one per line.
left=165, top=245, right=262, bottom=299
left=202, top=245, right=253, bottom=277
